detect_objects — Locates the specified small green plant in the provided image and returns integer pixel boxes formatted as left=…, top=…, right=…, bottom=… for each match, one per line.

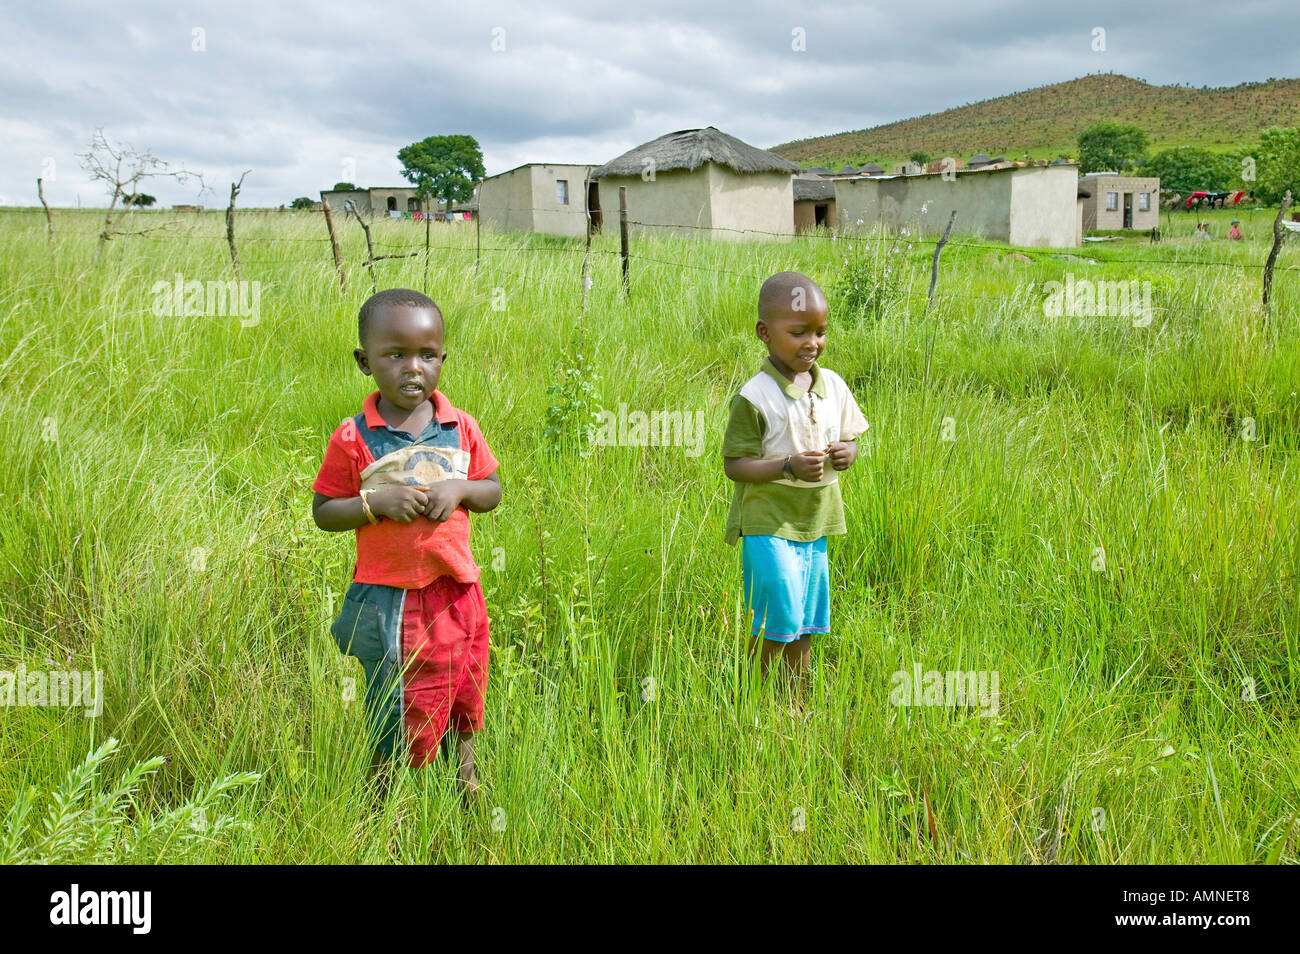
left=543, top=345, right=602, bottom=455
left=0, top=738, right=259, bottom=864
left=834, top=228, right=911, bottom=324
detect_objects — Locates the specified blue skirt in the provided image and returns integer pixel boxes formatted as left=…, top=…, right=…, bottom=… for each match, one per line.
left=741, top=535, right=830, bottom=642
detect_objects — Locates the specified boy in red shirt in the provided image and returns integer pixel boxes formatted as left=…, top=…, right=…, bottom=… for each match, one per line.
left=312, top=288, right=501, bottom=801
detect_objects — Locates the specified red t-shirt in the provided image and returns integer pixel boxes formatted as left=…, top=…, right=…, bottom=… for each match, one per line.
left=312, top=390, right=499, bottom=588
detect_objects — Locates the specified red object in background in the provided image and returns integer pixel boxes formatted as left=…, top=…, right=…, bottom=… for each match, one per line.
left=1185, top=191, right=1208, bottom=209
left=1230, top=191, right=1245, bottom=205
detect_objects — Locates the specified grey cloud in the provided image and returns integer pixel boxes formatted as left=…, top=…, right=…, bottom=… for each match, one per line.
left=0, top=0, right=1294, bottom=207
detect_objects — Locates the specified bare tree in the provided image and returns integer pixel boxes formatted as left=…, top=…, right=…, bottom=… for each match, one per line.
left=78, top=128, right=206, bottom=261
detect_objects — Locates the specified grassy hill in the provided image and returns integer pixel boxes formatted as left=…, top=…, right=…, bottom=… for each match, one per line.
left=771, top=73, right=1300, bottom=169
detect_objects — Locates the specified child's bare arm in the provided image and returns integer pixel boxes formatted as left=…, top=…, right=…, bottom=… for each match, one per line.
left=312, top=486, right=430, bottom=530
left=725, top=451, right=826, bottom=483
left=420, top=472, right=502, bottom=522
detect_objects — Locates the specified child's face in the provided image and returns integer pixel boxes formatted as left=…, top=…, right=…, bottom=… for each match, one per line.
left=757, top=298, right=828, bottom=376
left=354, top=305, right=446, bottom=411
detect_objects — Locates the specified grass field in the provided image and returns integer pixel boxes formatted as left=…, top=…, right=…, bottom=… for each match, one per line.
left=1, top=205, right=1297, bottom=863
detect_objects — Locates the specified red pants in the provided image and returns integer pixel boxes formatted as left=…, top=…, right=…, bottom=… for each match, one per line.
left=400, top=577, right=490, bottom=768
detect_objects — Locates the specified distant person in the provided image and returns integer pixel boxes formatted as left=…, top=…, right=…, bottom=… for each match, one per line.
left=722, top=272, right=869, bottom=694
left=312, top=288, right=502, bottom=804
left=1192, top=222, right=1212, bottom=242
left=1229, top=219, right=1244, bottom=240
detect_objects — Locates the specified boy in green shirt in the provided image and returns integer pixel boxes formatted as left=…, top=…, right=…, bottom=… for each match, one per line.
left=722, top=271, right=869, bottom=677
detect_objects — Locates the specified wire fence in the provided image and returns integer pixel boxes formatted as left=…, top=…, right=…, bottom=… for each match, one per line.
left=5, top=195, right=1298, bottom=299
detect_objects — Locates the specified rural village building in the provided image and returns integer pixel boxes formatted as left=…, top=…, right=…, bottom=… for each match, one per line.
left=320, top=186, right=433, bottom=216
left=834, top=163, right=1082, bottom=248
left=794, top=176, right=837, bottom=232
left=1078, top=173, right=1160, bottom=230
left=476, top=163, right=596, bottom=238
left=590, top=127, right=800, bottom=241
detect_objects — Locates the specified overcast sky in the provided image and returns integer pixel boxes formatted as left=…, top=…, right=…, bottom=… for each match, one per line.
left=2, top=0, right=1294, bottom=207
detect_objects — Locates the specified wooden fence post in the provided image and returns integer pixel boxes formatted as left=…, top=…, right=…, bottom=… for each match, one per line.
left=346, top=201, right=378, bottom=293
left=926, top=210, right=957, bottom=309
left=1262, top=190, right=1293, bottom=312
left=320, top=194, right=347, bottom=291
left=619, top=186, right=629, bottom=298
left=581, top=176, right=592, bottom=311
left=36, top=178, right=54, bottom=243
left=226, top=170, right=249, bottom=277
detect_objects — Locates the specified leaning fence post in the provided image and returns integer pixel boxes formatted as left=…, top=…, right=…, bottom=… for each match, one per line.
left=926, top=210, right=957, bottom=310
left=619, top=186, right=629, bottom=298
left=1262, top=190, right=1293, bottom=313
left=37, top=178, right=54, bottom=243
left=320, top=194, right=347, bottom=291
left=345, top=201, right=378, bottom=293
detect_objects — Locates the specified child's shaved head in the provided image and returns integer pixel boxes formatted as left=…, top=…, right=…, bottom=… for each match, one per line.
left=359, top=288, right=442, bottom=346
left=758, top=272, right=827, bottom=325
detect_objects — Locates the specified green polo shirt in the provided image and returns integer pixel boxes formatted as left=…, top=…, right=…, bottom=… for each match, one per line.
left=721, top=357, right=868, bottom=546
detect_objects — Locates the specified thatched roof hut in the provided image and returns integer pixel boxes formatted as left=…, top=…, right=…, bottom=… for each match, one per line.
left=794, top=177, right=836, bottom=201
left=591, top=127, right=798, bottom=241
left=592, top=127, right=799, bottom=179
left=794, top=177, right=836, bottom=232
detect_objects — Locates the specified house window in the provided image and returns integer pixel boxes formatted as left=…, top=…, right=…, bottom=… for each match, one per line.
left=1105, top=192, right=1118, bottom=211
left=556, top=180, right=568, bottom=205
left=1138, top=192, right=1150, bottom=211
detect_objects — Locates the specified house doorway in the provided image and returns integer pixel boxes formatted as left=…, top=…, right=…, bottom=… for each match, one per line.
left=1122, top=193, right=1133, bottom=229
left=587, top=181, right=602, bottom=232
left=814, top=204, right=829, bottom=228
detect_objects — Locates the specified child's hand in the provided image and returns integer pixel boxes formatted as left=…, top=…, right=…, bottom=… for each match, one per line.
left=827, top=441, right=857, bottom=471
left=420, top=482, right=465, bottom=522
left=369, top=485, right=429, bottom=523
left=790, top=450, right=826, bottom=482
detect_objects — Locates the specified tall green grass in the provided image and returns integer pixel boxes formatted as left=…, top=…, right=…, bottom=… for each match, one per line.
left=0, top=207, right=1296, bottom=863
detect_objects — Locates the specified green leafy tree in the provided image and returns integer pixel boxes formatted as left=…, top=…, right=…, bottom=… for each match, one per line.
left=290, top=196, right=316, bottom=209
left=1078, top=122, right=1148, bottom=174
left=332, top=181, right=357, bottom=191
left=1138, top=147, right=1236, bottom=194
left=397, top=135, right=485, bottom=213
left=124, top=193, right=156, bottom=207
left=1253, top=126, right=1300, bottom=204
